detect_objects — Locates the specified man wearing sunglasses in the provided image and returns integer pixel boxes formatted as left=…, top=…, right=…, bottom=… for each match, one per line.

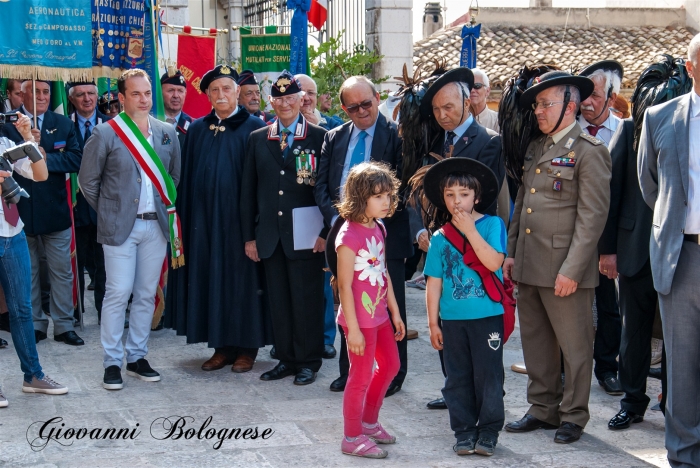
left=471, top=69, right=499, bottom=133
left=315, top=76, right=414, bottom=397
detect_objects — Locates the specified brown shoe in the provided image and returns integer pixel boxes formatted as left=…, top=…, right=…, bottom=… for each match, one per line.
left=201, top=352, right=234, bottom=371
left=232, top=355, right=255, bottom=373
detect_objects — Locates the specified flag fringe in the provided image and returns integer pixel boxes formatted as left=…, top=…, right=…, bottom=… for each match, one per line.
left=171, top=255, right=185, bottom=269
left=0, top=65, right=93, bottom=82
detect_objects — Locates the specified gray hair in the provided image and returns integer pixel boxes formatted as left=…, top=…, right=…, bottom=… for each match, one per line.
left=68, top=84, right=98, bottom=98
left=294, top=73, right=317, bottom=92
left=455, top=82, right=471, bottom=99
left=553, top=85, right=581, bottom=111
left=588, top=69, right=621, bottom=96
left=689, top=33, right=700, bottom=66
left=339, top=76, right=378, bottom=105
left=471, top=68, right=490, bottom=87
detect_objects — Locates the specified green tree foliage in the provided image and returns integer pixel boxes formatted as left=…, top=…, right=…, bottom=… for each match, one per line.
left=309, top=31, right=389, bottom=118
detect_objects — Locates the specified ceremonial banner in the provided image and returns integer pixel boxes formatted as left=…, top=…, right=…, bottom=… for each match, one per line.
left=460, top=24, right=481, bottom=69
left=0, top=0, right=92, bottom=81
left=240, top=32, right=291, bottom=106
left=176, top=34, right=216, bottom=118
left=287, top=0, right=311, bottom=74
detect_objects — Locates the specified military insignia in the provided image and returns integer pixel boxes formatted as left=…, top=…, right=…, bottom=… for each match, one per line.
left=551, top=157, right=575, bottom=167
left=220, top=65, right=231, bottom=75
left=183, top=121, right=190, bottom=131
left=53, top=140, right=65, bottom=149
left=553, top=180, right=562, bottom=191
left=162, top=133, right=171, bottom=145
left=276, top=77, right=291, bottom=93
left=46, top=128, right=57, bottom=135
left=463, top=136, right=469, bottom=143
left=564, top=138, right=575, bottom=149
left=580, top=132, right=603, bottom=145
left=180, top=76, right=186, bottom=84
left=293, top=149, right=300, bottom=155
left=567, top=151, right=575, bottom=158
left=488, top=332, right=501, bottom=351
left=173, top=237, right=182, bottom=249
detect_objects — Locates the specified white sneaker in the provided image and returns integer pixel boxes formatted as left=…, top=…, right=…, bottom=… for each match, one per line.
left=22, top=375, right=68, bottom=395
left=0, top=388, right=7, bottom=407
left=651, top=338, right=663, bottom=366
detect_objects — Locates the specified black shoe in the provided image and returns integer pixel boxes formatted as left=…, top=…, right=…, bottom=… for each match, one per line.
left=385, top=382, right=401, bottom=397
left=0, top=313, right=10, bottom=332
left=453, top=437, right=477, bottom=455
left=126, top=358, right=161, bottom=382
left=87, top=280, right=95, bottom=291
left=294, top=368, right=317, bottom=385
left=554, top=422, right=583, bottom=444
left=475, top=438, right=497, bottom=456
left=322, top=344, right=336, bottom=359
left=598, top=375, right=623, bottom=396
left=54, top=331, right=85, bottom=346
left=0, top=337, right=7, bottom=348
left=427, top=397, right=447, bottom=410
left=269, top=346, right=277, bottom=360
left=103, top=365, right=124, bottom=390
left=34, top=330, right=47, bottom=344
left=608, top=409, right=643, bottom=430
left=505, top=414, right=558, bottom=432
left=330, top=375, right=347, bottom=392
left=648, top=367, right=662, bottom=380
left=260, top=362, right=295, bottom=381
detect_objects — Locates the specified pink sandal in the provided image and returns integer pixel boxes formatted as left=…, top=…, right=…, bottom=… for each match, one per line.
left=341, top=434, right=388, bottom=458
left=362, top=422, right=396, bottom=444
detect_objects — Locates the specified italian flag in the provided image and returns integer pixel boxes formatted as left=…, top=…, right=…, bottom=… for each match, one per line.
left=309, top=0, right=328, bottom=30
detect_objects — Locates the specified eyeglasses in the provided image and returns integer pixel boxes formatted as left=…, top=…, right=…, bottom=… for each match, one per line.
left=270, top=95, right=299, bottom=105
left=345, top=99, right=373, bottom=114
left=532, top=101, right=565, bottom=110
left=472, top=83, right=486, bottom=90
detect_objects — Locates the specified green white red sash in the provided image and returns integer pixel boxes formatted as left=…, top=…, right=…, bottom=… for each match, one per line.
left=107, top=112, right=185, bottom=268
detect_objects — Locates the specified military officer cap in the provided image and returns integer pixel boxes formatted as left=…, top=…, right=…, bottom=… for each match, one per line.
left=578, top=60, right=624, bottom=81
left=519, top=71, right=594, bottom=109
left=271, top=70, right=304, bottom=97
left=160, top=70, right=187, bottom=88
left=237, top=69, right=259, bottom=87
left=99, top=90, right=118, bottom=105
left=419, top=67, right=475, bottom=119
left=423, top=157, right=500, bottom=214
left=67, top=80, right=96, bottom=90
left=199, top=64, right=240, bottom=93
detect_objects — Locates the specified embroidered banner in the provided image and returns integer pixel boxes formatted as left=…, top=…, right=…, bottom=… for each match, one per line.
left=460, top=24, right=481, bottom=69
left=0, top=0, right=92, bottom=81
left=240, top=31, right=291, bottom=109
left=176, top=34, right=216, bottom=118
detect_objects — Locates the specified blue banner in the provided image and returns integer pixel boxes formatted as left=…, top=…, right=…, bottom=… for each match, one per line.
left=0, top=0, right=92, bottom=80
left=288, top=0, right=310, bottom=75
left=460, top=24, right=481, bottom=69
left=92, top=0, right=149, bottom=71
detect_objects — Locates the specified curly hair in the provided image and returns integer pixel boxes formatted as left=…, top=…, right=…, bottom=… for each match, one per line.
left=336, top=161, right=400, bottom=224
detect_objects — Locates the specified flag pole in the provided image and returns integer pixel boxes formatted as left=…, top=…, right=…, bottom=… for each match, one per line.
left=32, top=78, right=37, bottom=129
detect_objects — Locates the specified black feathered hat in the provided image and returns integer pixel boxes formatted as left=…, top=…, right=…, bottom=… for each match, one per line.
left=419, top=67, right=475, bottom=119
left=519, top=71, right=594, bottom=109
left=578, top=60, right=624, bottom=81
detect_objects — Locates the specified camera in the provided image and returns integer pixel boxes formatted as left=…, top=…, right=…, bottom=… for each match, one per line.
left=1, top=142, right=43, bottom=204
left=0, top=113, right=19, bottom=125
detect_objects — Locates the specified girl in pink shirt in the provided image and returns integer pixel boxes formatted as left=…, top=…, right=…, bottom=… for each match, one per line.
left=333, top=162, right=405, bottom=459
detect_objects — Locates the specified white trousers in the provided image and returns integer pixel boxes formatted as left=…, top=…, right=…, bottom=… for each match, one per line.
left=101, top=219, right=166, bottom=368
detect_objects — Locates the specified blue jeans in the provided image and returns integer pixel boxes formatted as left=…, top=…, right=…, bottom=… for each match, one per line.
left=323, top=271, right=336, bottom=345
left=0, top=231, right=44, bottom=383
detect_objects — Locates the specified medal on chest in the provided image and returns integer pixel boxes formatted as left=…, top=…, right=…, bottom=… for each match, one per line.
left=294, top=148, right=317, bottom=185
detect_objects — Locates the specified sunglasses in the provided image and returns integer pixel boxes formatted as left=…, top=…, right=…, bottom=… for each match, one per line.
left=472, top=83, right=486, bottom=90
left=345, top=99, right=373, bottom=114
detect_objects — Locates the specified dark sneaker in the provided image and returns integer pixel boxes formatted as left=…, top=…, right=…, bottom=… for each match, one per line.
left=453, top=438, right=477, bottom=455
left=103, top=365, right=123, bottom=390
left=22, top=375, right=68, bottom=395
left=126, top=359, right=161, bottom=382
left=475, top=438, right=497, bottom=456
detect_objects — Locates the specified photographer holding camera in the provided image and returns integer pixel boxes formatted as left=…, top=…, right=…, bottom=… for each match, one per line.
left=0, top=112, right=68, bottom=408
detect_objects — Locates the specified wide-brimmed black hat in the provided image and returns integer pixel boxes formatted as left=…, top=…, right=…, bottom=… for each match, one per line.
left=199, top=64, right=239, bottom=93
left=271, top=70, right=303, bottom=97
left=424, top=158, right=499, bottom=214
left=325, top=217, right=387, bottom=277
left=519, top=71, right=594, bottom=109
left=160, top=70, right=187, bottom=88
left=237, top=69, right=259, bottom=87
left=419, top=67, right=475, bottom=119
left=578, top=60, right=624, bottom=81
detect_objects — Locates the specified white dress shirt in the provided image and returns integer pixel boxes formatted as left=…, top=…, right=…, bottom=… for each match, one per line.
left=136, top=121, right=156, bottom=214
left=0, top=137, right=40, bottom=237
left=686, top=91, right=700, bottom=234
left=578, top=112, right=620, bottom=148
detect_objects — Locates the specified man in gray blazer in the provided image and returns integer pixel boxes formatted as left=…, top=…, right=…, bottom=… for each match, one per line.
left=80, top=69, right=181, bottom=391
left=638, top=33, right=700, bottom=468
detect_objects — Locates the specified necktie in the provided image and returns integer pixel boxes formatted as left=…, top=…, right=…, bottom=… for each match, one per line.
left=280, top=129, right=291, bottom=153
left=84, top=121, right=91, bottom=141
left=587, top=125, right=604, bottom=137
left=349, top=131, right=368, bottom=168
left=166, top=117, right=177, bottom=126
left=443, top=131, right=456, bottom=157
left=542, top=136, right=554, bottom=155
left=2, top=199, right=19, bottom=227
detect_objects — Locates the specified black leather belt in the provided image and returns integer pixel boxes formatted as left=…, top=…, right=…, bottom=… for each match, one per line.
left=136, top=212, right=158, bottom=220
left=684, top=234, right=699, bottom=244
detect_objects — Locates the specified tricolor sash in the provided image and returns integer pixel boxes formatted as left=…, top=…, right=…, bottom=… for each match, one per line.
left=108, top=113, right=185, bottom=268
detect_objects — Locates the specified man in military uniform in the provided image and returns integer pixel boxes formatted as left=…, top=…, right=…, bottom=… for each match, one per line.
left=237, top=70, right=274, bottom=123
left=161, top=70, right=192, bottom=153
left=503, top=71, right=611, bottom=444
left=240, top=70, right=327, bottom=386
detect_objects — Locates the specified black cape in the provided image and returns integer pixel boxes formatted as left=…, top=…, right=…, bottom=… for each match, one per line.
left=164, top=107, right=273, bottom=348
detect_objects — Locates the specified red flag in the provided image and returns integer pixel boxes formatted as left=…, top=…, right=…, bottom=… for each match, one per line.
left=176, top=34, right=216, bottom=118
left=309, top=0, right=328, bottom=30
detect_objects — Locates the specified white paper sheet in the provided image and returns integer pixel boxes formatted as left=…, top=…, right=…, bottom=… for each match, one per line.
left=293, top=206, right=324, bottom=250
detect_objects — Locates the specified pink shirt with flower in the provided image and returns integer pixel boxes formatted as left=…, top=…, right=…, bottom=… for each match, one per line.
left=335, top=221, right=390, bottom=329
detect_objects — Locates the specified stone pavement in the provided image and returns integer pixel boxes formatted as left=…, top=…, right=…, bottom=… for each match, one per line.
left=0, top=285, right=669, bottom=467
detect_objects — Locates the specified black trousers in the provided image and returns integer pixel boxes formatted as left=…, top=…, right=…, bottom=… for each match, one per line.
left=404, top=245, right=422, bottom=281
left=263, top=242, right=325, bottom=372
left=618, top=261, right=658, bottom=414
left=337, top=258, right=407, bottom=384
left=75, top=225, right=106, bottom=319
left=593, top=273, right=621, bottom=380
left=442, top=315, right=505, bottom=442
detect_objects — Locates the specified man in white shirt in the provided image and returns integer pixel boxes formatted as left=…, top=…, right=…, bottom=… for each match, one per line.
left=471, top=68, right=499, bottom=133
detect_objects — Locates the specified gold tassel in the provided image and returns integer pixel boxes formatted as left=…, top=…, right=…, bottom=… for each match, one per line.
left=172, top=255, right=185, bottom=269
left=96, top=38, right=104, bottom=59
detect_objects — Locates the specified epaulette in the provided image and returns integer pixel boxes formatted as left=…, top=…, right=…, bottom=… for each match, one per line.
left=579, top=132, right=604, bottom=146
